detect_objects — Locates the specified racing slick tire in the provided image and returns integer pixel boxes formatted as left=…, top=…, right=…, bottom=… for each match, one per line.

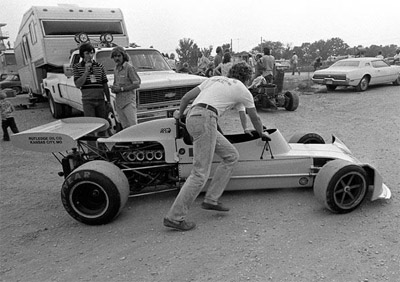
left=314, top=159, right=368, bottom=213
left=288, top=133, right=325, bottom=144
left=284, top=91, right=299, bottom=111
left=326, top=85, right=337, bottom=91
left=48, top=91, right=65, bottom=119
left=355, top=76, right=369, bottom=92
left=61, top=160, right=129, bottom=225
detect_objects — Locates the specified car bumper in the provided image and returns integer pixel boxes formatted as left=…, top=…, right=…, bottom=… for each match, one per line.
left=312, top=77, right=361, bottom=87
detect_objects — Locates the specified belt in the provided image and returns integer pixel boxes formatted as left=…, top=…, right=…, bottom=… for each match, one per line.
left=193, top=103, right=218, bottom=115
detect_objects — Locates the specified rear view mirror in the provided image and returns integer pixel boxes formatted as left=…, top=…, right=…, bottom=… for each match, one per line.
left=64, top=64, right=73, bottom=78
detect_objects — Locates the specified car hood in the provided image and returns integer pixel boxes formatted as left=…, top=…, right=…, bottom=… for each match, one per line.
left=107, top=71, right=207, bottom=90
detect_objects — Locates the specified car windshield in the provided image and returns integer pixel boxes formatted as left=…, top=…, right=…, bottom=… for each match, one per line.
left=4, top=75, right=19, bottom=81
left=331, top=61, right=360, bottom=68
left=96, top=49, right=172, bottom=74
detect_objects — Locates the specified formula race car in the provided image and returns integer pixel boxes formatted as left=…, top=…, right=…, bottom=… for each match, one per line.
left=12, top=117, right=391, bottom=225
left=248, top=76, right=299, bottom=111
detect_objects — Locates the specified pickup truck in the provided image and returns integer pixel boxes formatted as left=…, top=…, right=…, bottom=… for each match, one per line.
left=42, top=47, right=206, bottom=132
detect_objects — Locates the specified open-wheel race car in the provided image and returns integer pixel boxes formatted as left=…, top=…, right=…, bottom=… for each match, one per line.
left=248, top=76, right=299, bottom=111
left=12, top=117, right=391, bottom=225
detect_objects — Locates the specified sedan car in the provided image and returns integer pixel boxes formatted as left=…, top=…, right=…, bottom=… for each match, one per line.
left=0, top=74, right=24, bottom=94
left=312, top=57, right=400, bottom=91
left=12, top=116, right=391, bottom=225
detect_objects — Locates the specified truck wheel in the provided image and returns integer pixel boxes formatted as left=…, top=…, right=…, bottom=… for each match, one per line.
left=48, top=91, right=64, bottom=119
left=314, top=160, right=368, bottom=213
left=355, top=76, right=369, bottom=92
left=61, top=160, right=129, bottom=225
left=284, top=91, right=299, bottom=111
left=288, top=133, right=325, bottom=144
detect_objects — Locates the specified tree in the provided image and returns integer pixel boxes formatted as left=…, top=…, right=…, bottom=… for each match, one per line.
left=201, top=46, right=213, bottom=58
left=325, top=37, right=349, bottom=57
left=222, top=43, right=231, bottom=53
left=251, top=40, right=286, bottom=59
left=175, top=38, right=199, bottom=68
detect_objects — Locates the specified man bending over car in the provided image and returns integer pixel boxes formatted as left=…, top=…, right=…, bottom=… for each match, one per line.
left=164, top=62, right=270, bottom=231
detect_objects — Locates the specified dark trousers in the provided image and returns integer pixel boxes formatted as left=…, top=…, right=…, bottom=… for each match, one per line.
left=2, top=117, right=19, bottom=141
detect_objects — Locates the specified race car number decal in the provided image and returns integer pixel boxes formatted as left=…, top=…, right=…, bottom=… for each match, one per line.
left=160, top=128, right=171, bottom=134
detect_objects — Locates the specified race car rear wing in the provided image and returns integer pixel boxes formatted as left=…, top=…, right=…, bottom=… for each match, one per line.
left=12, top=117, right=109, bottom=153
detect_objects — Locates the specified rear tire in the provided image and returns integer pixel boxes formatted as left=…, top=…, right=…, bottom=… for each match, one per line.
left=284, top=91, right=299, bottom=111
left=326, top=85, right=337, bottom=91
left=314, top=160, right=368, bottom=213
left=288, top=133, right=325, bottom=144
left=355, top=76, right=369, bottom=91
left=61, top=160, right=129, bottom=225
left=393, top=74, right=400, bottom=85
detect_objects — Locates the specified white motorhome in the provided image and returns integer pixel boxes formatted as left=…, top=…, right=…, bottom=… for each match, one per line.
left=0, top=50, right=18, bottom=80
left=14, top=5, right=129, bottom=95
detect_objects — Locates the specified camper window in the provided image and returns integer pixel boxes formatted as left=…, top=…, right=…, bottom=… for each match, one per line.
left=22, top=35, right=32, bottom=64
left=29, top=22, right=37, bottom=44
left=42, top=21, right=124, bottom=36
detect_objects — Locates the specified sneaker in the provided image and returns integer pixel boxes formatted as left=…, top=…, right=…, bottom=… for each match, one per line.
left=201, top=202, right=230, bottom=212
left=163, top=218, right=196, bottom=231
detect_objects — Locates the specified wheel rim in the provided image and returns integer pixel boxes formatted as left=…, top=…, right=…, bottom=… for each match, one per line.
left=333, top=171, right=366, bottom=210
left=69, top=181, right=109, bottom=218
left=360, top=78, right=368, bottom=91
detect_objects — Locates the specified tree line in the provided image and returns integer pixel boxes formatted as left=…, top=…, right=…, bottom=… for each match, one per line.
left=174, top=37, right=399, bottom=69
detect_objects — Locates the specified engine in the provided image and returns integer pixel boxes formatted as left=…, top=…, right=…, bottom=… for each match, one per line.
left=111, top=141, right=165, bottom=164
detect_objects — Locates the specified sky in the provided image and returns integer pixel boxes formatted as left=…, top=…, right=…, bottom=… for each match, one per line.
left=1, top=0, right=399, bottom=55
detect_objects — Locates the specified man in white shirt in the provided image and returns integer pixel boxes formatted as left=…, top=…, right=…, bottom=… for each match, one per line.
left=164, top=62, right=270, bottom=231
left=197, top=52, right=210, bottom=74
left=261, top=47, right=275, bottom=83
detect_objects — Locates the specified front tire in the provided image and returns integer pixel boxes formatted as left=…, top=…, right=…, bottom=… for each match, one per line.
left=355, top=76, right=369, bottom=91
left=314, top=160, right=368, bottom=213
left=61, top=161, right=129, bottom=225
left=288, top=133, right=325, bottom=144
left=284, top=91, right=299, bottom=111
left=48, top=91, right=64, bottom=118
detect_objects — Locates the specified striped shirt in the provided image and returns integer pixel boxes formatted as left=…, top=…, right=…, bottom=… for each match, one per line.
left=73, top=60, right=108, bottom=100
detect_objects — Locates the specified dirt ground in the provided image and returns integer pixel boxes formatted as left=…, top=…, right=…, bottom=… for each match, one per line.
left=1, top=75, right=399, bottom=282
